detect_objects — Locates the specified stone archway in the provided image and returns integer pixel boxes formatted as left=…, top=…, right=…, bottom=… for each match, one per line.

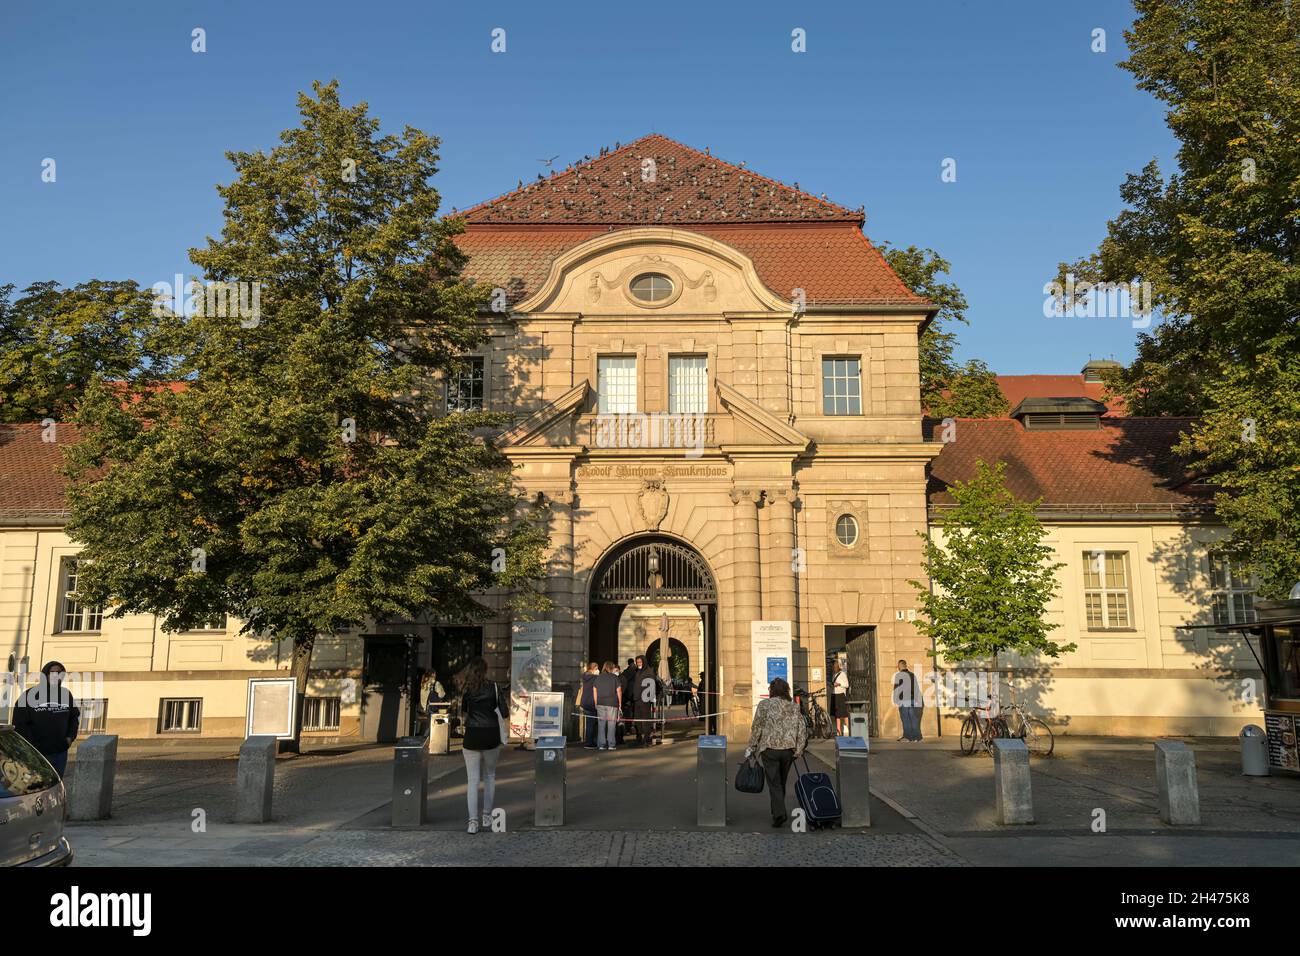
left=588, top=534, right=719, bottom=733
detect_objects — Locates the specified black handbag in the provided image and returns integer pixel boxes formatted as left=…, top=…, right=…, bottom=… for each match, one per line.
left=734, top=755, right=765, bottom=794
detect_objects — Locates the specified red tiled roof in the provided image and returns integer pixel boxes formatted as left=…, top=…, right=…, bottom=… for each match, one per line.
left=924, top=417, right=1213, bottom=514
left=459, top=134, right=863, bottom=225
left=996, top=375, right=1126, bottom=415
left=453, top=134, right=927, bottom=309
left=456, top=222, right=925, bottom=307
left=0, top=423, right=79, bottom=519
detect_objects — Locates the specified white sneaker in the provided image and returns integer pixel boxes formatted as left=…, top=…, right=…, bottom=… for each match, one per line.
left=467, top=819, right=479, bottom=834
left=481, top=813, right=491, bottom=828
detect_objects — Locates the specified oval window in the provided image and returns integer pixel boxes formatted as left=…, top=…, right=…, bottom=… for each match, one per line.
left=835, top=514, right=859, bottom=547
left=629, top=272, right=674, bottom=303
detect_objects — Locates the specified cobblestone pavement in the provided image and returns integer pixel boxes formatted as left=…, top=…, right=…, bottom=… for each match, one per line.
left=58, top=735, right=1300, bottom=866
left=66, top=824, right=961, bottom=867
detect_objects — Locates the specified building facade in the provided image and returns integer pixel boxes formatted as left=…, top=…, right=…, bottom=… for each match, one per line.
left=0, top=136, right=1261, bottom=741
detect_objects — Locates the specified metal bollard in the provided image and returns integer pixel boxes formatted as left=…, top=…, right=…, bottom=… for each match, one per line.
left=992, top=738, right=1034, bottom=824
left=835, top=736, right=871, bottom=827
left=535, top=736, right=567, bottom=826
left=392, top=739, right=428, bottom=827
left=69, top=734, right=118, bottom=821
left=696, top=735, right=727, bottom=827
left=235, top=736, right=278, bottom=823
left=1154, top=740, right=1201, bottom=825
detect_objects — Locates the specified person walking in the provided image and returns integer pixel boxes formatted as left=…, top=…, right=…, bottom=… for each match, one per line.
left=745, top=677, right=808, bottom=827
left=631, top=655, right=657, bottom=746
left=830, top=659, right=850, bottom=736
left=893, top=659, right=924, bottom=742
left=13, top=661, right=80, bottom=777
left=579, top=661, right=600, bottom=750
left=595, top=661, right=622, bottom=751
left=456, top=657, right=510, bottom=834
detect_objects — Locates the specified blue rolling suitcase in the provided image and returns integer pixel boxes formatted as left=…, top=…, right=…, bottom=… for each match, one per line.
left=794, top=754, right=841, bottom=828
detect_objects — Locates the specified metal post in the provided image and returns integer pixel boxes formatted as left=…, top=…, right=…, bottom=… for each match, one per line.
left=535, top=735, right=567, bottom=826
left=696, top=734, right=727, bottom=826
left=392, top=737, right=428, bottom=827
left=835, top=735, right=871, bottom=827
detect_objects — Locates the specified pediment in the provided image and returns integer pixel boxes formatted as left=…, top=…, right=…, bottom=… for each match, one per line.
left=715, top=381, right=810, bottom=450
left=496, top=381, right=590, bottom=448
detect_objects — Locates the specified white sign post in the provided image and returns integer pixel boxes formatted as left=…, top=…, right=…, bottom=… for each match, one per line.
left=750, top=621, right=793, bottom=711
left=510, top=621, right=553, bottom=741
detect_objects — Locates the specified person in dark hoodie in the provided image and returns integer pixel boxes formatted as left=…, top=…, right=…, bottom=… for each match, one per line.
left=14, top=661, right=80, bottom=777
left=631, top=655, right=658, bottom=746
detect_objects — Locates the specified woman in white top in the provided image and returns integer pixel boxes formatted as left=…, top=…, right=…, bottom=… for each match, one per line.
left=830, top=659, right=850, bottom=736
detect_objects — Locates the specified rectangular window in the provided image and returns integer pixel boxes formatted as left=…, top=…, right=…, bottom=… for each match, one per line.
left=303, top=696, right=342, bottom=732
left=598, top=356, right=637, bottom=413
left=821, top=357, right=862, bottom=415
left=668, top=355, right=708, bottom=414
left=446, top=356, right=485, bottom=413
left=160, top=698, right=203, bottom=733
left=60, top=558, right=103, bottom=632
left=1209, top=553, right=1256, bottom=626
left=1083, top=551, right=1132, bottom=629
left=81, top=699, right=109, bottom=734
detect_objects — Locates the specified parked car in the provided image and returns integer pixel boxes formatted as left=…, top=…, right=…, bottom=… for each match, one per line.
left=1, top=724, right=73, bottom=866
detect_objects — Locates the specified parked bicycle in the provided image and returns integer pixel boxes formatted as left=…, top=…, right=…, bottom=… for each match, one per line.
left=794, top=687, right=834, bottom=739
left=958, top=705, right=1008, bottom=756
left=999, top=701, right=1055, bottom=757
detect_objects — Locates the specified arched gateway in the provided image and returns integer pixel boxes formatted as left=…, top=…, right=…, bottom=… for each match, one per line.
left=588, top=535, right=719, bottom=734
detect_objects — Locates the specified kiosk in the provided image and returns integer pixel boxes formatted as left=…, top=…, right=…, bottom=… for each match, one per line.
left=1218, top=587, right=1300, bottom=775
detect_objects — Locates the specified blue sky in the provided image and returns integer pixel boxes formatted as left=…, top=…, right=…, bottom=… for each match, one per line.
left=0, top=0, right=1176, bottom=374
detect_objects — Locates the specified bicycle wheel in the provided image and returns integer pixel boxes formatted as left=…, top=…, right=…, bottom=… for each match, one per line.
left=1023, top=718, right=1055, bottom=757
left=959, top=716, right=978, bottom=754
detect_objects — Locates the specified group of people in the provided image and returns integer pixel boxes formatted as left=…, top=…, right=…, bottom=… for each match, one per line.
left=421, top=653, right=926, bottom=834
left=577, top=656, right=701, bottom=750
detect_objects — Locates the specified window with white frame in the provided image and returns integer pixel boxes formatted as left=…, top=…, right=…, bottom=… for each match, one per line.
left=598, top=356, right=637, bottom=413
left=1083, top=551, right=1132, bottom=629
left=668, top=355, right=708, bottom=414
left=60, top=558, right=103, bottom=632
left=821, top=357, right=862, bottom=415
left=446, top=356, right=485, bottom=413
left=81, top=699, right=109, bottom=733
left=1209, top=553, right=1256, bottom=625
left=303, top=696, right=342, bottom=732
left=160, top=698, right=202, bottom=733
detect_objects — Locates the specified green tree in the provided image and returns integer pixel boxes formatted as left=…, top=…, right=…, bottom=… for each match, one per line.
left=928, top=359, right=1009, bottom=420
left=909, top=461, right=1073, bottom=663
left=1057, top=1, right=1300, bottom=596
left=64, top=81, right=549, bottom=746
left=882, top=244, right=1007, bottom=418
left=0, top=280, right=178, bottom=423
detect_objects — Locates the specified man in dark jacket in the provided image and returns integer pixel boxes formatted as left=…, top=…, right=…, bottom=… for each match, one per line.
left=14, top=661, right=80, bottom=776
left=619, top=658, right=637, bottom=721
left=631, top=656, right=658, bottom=746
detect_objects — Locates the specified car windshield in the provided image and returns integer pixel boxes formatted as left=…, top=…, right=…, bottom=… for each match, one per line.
left=0, top=729, right=59, bottom=797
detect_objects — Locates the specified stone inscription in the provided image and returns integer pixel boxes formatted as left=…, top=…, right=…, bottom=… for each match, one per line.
left=576, top=464, right=730, bottom=480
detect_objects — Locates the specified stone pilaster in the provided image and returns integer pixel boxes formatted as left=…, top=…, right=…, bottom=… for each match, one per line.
left=766, top=486, right=798, bottom=631
left=728, top=486, right=762, bottom=740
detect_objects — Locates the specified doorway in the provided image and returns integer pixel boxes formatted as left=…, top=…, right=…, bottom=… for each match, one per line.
left=588, top=535, right=719, bottom=734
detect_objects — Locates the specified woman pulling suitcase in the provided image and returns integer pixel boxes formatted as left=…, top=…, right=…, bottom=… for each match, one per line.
left=744, top=677, right=808, bottom=827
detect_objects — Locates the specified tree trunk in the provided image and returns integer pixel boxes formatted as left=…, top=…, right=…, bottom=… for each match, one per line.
left=282, top=633, right=315, bottom=754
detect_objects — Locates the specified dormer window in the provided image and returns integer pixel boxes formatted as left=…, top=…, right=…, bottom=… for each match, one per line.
left=1081, top=359, right=1122, bottom=383
left=1010, top=397, right=1106, bottom=430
